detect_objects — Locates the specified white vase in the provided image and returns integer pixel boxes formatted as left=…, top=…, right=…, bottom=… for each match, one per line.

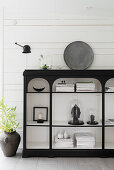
left=63, top=131, right=69, bottom=139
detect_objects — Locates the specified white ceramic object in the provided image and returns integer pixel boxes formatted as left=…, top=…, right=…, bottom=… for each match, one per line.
left=63, top=131, right=69, bottom=139
left=57, top=131, right=63, bottom=139
left=38, top=113, right=43, bottom=119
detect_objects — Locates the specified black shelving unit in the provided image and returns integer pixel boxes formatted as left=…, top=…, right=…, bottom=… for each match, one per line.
left=22, top=70, right=114, bottom=157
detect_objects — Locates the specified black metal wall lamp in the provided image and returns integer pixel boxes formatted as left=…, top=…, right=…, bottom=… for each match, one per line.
left=15, top=42, right=31, bottom=53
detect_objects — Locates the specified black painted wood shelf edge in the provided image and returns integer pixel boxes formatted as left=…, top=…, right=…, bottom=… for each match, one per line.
left=23, top=69, right=114, bottom=157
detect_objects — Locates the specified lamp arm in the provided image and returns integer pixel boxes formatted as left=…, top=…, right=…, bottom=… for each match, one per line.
left=15, top=42, right=24, bottom=48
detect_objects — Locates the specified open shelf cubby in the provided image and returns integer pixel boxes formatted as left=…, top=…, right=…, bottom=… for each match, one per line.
left=52, top=127, right=102, bottom=149
left=23, top=70, right=114, bottom=157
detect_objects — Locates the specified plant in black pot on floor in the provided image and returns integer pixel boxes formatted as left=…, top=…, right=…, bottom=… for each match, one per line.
left=0, top=99, right=21, bottom=157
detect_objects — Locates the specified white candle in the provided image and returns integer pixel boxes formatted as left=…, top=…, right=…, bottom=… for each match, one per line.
left=38, top=113, right=43, bottom=119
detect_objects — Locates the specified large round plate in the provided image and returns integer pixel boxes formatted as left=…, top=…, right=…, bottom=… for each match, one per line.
left=64, top=41, right=94, bottom=70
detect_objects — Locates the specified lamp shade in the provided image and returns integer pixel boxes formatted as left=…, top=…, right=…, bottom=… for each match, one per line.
left=23, top=45, right=31, bottom=53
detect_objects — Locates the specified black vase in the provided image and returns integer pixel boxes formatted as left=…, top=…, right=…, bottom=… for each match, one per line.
left=0, top=131, right=21, bottom=157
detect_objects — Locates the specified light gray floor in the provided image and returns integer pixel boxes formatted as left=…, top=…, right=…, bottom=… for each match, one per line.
left=0, top=149, right=114, bottom=170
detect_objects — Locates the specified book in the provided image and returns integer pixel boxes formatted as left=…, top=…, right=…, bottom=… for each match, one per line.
left=76, top=82, right=95, bottom=92
left=106, top=119, right=114, bottom=124
left=106, top=87, right=114, bottom=92
left=75, top=132, right=95, bottom=148
left=56, top=83, right=75, bottom=92
left=54, top=136, right=74, bottom=148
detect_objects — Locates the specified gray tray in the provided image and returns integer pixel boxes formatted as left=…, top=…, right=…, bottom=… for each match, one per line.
left=64, top=41, right=94, bottom=70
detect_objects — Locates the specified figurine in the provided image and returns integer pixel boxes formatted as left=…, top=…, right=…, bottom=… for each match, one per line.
left=68, top=104, right=84, bottom=125
left=87, top=114, right=98, bottom=125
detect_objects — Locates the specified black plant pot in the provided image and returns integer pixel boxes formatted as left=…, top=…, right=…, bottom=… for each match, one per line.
left=0, top=131, right=21, bottom=157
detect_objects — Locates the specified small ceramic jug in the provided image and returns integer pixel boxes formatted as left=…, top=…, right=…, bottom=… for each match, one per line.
left=57, top=131, right=63, bottom=139
left=63, top=131, right=69, bottom=139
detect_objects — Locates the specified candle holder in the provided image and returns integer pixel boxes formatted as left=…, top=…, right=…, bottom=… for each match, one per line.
left=87, top=109, right=98, bottom=125
left=33, top=107, right=48, bottom=123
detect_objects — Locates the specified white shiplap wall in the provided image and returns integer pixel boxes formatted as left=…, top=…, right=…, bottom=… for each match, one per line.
left=1, top=0, right=114, bottom=148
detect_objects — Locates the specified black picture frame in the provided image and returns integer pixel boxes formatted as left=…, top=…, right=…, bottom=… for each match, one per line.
left=33, top=107, right=48, bottom=121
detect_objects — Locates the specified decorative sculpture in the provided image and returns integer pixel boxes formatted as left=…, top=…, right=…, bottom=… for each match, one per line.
left=68, top=104, right=84, bottom=125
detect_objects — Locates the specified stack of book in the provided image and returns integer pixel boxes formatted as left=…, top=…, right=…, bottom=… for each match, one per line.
left=56, top=83, right=75, bottom=92
left=54, top=137, right=74, bottom=148
left=105, top=119, right=114, bottom=125
left=106, top=86, right=114, bottom=92
left=76, top=82, right=96, bottom=92
left=75, top=132, right=95, bottom=149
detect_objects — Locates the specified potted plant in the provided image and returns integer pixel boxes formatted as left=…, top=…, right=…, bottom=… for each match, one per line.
left=0, top=99, right=21, bottom=157
left=39, top=54, right=52, bottom=70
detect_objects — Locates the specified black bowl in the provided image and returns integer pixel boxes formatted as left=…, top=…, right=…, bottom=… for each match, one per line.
left=33, top=87, right=45, bottom=92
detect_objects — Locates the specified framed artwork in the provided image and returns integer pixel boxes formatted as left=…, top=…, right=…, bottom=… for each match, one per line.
left=33, top=107, right=48, bottom=122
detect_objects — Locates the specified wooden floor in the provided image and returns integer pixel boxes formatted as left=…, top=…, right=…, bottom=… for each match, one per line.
left=0, top=149, right=114, bottom=170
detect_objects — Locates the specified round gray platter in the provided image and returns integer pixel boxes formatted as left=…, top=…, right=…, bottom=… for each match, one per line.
left=64, top=41, right=94, bottom=70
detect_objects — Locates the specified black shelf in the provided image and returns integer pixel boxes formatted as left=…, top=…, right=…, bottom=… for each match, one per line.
left=52, top=125, right=102, bottom=127
left=105, top=125, right=114, bottom=127
left=23, top=69, right=114, bottom=158
left=27, top=91, right=102, bottom=94
left=52, top=92, right=102, bottom=94
left=27, top=92, right=50, bottom=93
left=26, top=124, right=50, bottom=127
left=26, top=121, right=50, bottom=127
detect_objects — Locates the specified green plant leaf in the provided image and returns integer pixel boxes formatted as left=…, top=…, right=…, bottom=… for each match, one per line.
left=0, top=98, right=21, bottom=133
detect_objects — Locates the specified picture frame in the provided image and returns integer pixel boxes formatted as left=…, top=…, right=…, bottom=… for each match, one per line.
left=33, top=107, right=48, bottom=121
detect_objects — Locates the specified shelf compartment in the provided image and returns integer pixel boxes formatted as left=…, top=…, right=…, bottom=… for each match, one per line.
left=27, top=78, right=50, bottom=93
left=52, top=78, right=102, bottom=93
left=26, top=121, right=49, bottom=127
left=26, top=126, right=49, bottom=149
left=105, top=78, right=114, bottom=93
left=52, top=127, right=102, bottom=150
left=52, top=121, right=102, bottom=127
left=105, top=143, right=114, bottom=149
left=105, top=127, right=114, bottom=149
left=105, top=93, right=114, bottom=127
left=27, top=142, right=49, bottom=149
left=52, top=93, right=102, bottom=124
left=52, top=142, right=101, bottom=150
left=27, top=93, right=50, bottom=124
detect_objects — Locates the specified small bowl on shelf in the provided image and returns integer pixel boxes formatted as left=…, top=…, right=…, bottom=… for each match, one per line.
left=33, top=87, right=45, bottom=92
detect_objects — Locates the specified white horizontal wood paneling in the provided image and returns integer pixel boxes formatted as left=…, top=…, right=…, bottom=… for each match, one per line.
left=4, top=50, right=26, bottom=73
left=4, top=73, right=23, bottom=84
left=4, top=26, right=114, bottom=43
left=4, top=90, right=23, bottom=102
left=3, top=0, right=114, bottom=19
left=4, top=19, right=114, bottom=26
left=4, top=85, right=23, bottom=91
